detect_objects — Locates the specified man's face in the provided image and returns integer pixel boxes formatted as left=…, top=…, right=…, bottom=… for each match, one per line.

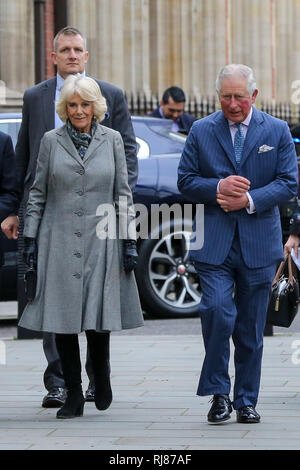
left=219, top=76, right=258, bottom=123
left=51, top=34, right=89, bottom=79
left=160, top=97, right=185, bottom=122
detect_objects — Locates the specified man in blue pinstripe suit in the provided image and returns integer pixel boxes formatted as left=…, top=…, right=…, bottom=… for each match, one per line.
left=178, top=64, right=298, bottom=424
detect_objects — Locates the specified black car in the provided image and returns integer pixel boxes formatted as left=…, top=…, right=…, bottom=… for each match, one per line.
left=0, top=113, right=202, bottom=318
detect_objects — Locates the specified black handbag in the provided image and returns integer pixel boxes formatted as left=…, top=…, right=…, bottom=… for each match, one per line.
left=266, top=254, right=300, bottom=327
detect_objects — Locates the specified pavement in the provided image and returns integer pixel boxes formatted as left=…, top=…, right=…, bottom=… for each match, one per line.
left=1, top=320, right=300, bottom=452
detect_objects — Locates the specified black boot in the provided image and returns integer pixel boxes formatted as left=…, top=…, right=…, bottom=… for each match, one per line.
left=85, top=330, right=112, bottom=410
left=55, top=334, right=85, bottom=419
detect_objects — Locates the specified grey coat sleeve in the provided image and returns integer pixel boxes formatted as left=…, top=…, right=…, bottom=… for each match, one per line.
left=113, top=131, right=136, bottom=240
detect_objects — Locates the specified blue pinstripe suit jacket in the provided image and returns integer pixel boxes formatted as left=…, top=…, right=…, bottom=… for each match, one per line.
left=177, top=107, right=298, bottom=268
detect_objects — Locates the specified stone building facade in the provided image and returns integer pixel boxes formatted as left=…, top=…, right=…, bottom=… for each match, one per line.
left=0, top=0, right=300, bottom=120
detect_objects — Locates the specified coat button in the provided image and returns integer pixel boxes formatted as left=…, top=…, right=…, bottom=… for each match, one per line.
left=74, top=231, right=82, bottom=237
left=77, top=169, right=85, bottom=175
left=74, top=252, right=82, bottom=258
left=74, top=210, right=84, bottom=216
left=73, top=272, right=82, bottom=279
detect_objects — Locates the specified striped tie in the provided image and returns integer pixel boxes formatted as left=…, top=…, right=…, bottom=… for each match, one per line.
left=234, top=123, right=245, bottom=164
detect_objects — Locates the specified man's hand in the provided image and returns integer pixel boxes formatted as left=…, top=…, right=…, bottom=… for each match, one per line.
left=219, top=175, right=250, bottom=196
left=1, top=215, right=19, bottom=239
left=217, top=193, right=249, bottom=212
left=284, top=234, right=300, bottom=258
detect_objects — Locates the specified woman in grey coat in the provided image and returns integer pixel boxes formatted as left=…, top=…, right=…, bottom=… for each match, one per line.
left=19, top=74, right=144, bottom=419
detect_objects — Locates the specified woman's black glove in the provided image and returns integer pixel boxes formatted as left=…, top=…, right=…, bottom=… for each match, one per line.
left=23, top=237, right=37, bottom=267
left=123, top=239, right=138, bottom=273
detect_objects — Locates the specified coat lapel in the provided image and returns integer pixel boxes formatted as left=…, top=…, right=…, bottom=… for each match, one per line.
left=41, top=78, right=56, bottom=131
left=56, top=126, right=84, bottom=167
left=240, top=107, right=265, bottom=166
left=82, top=124, right=107, bottom=164
left=56, top=124, right=107, bottom=167
left=212, top=112, right=237, bottom=170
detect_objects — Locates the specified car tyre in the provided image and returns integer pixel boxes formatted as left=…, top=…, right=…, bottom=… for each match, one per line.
left=135, top=221, right=202, bottom=318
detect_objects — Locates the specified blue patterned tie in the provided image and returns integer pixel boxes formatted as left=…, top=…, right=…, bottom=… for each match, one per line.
left=234, top=123, right=245, bottom=164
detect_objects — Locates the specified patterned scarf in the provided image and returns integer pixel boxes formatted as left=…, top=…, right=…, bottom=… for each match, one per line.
left=67, top=119, right=97, bottom=159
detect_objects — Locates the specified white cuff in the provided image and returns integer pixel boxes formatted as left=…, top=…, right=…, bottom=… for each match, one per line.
left=246, top=192, right=255, bottom=214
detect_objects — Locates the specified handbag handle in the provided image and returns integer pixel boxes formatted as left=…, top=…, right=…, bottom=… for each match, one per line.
left=272, top=254, right=295, bottom=286
left=288, top=253, right=296, bottom=286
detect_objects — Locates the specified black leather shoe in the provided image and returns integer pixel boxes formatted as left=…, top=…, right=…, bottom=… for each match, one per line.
left=42, top=387, right=66, bottom=408
left=207, top=394, right=232, bottom=423
left=236, top=406, right=260, bottom=423
left=85, top=385, right=95, bottom=402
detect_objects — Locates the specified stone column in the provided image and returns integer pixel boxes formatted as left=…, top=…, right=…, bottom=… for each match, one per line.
left=0, top=0, right=34, bottom=104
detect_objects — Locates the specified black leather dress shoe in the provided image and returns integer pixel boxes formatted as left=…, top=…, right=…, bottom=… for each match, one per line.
left=207, top=394, right=232, bottom=423
left=85, top=385, right=95, bottom=402
left=42, top=387, right=66, bottom=408
left=236, top=406, right=260, bottom=423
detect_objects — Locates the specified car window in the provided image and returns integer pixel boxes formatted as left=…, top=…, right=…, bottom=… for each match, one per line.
left=133, top=121, right=186, bottom=158
left=0, top=118, right=21, bottom=148
left=136, top=137, right=150, bottom=159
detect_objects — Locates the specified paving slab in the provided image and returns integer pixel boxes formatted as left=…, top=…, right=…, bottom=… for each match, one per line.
left=0, top=332, right=300, bottom=452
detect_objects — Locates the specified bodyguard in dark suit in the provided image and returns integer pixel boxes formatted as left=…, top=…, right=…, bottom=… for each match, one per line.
left=148, top=86, right=196, bottom=135
left=178, top=64, right=298, bottom=424
left=1, top=26, right=138, bottom=408
left=0, top=132, right=20, bottom=266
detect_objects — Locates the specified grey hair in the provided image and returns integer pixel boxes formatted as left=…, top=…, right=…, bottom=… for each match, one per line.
left=56, top=74, right=107, bottom=123
left=53, top=26, right=87, bottom=52
left=216, top=64, right=257, bottom=96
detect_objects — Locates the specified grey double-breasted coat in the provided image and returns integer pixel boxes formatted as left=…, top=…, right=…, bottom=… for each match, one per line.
left=18, top=124, right=144, bottom=334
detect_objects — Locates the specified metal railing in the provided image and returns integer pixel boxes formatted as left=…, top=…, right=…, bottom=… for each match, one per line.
left=126, top=92, right=300, bottom=126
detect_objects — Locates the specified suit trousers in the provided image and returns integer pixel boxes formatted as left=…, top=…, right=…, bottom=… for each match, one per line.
left=43, top=332, right=95, bottom=391
left=194, top=230, right=277, bottom=409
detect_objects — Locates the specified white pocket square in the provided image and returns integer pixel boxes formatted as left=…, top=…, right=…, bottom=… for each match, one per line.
left=258, top=144, right=274, bottom=154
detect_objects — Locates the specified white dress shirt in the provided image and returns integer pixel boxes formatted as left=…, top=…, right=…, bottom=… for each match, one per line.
left=217, top=107, right=255, bottom=213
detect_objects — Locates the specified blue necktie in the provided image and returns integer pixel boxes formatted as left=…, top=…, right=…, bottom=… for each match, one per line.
left=234, top=123, right=245, bottom=164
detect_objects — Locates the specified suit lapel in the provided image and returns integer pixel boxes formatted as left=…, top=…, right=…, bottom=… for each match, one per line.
left=41, top=78, right=56, bottom=131
left=212, top=112, right=237, bottom=170
left=240, top=108, right=264, bottom=166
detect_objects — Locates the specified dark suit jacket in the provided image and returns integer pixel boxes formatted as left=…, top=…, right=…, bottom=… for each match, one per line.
left=0, top=131, right=20, bottom=265
left=16, top=76, right=138, bottom=205
left=148, top=107, right=197, bottom=135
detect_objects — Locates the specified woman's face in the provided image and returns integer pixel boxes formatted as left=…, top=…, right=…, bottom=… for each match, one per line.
left=66, top=93, right=94, bottom=133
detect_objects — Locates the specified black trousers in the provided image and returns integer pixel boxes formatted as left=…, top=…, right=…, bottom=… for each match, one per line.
left=43, top=332, right=95, bottom=391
